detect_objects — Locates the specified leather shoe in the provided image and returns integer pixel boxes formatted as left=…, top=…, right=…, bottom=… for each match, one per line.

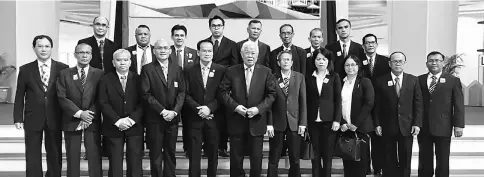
left=219, top=149, right=229, bottom=157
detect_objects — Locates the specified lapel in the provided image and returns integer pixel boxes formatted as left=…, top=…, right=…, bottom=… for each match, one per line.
left=275, top=72, right=288, bottom=97
left=248, top=65, right=261, bottom=96
left=46, top=61, right=57, bottom=91
left=287, top=71, right=296, bottom=97
left=170, top=46, right=177, bottom=64
left=433, top=73, right=447, bottom=95
left=125, top=72, right=134, bottom=98
left=153, top=61, right=167, bottom=87
left=31, top=61, right=44, bottom=91
left=399, top=73, right=411, bottom=97
left=420, top=73, right=430, bottom=94
left=385, top=74, right=399, bottom=97
left=89, top=36, right=101, bottom=55
left=205, top=64, right=217, bottom=90
left=70, top=67, right=83, bottom=93
left=167, top=61, right=178, bottom=88
left=239, top=65, right=249, bottom=95
left=83, top=67, right=96, bottom=94
left=193, top=63, right=204, bottom=89
left=112, top=72, right=125, bottom=96
left=351, top=77, right=360, bottom=95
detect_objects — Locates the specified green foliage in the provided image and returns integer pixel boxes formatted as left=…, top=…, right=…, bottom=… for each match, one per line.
left=0, top=53, right=17, bottom=85
left=443, top=53, right=465, bottom=77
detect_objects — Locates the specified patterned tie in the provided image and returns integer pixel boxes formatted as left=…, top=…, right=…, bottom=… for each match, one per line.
left=40, top=64, right=49, bottom=92
left=80, top=67, right=86, bottom=87
left=202, top=66, right=209, bottom=88
left=245, top=67, right=252, bottom=94
left=99, top=40, right=105, bottom=69
left=213, top=40, right=219, bottom=54
left=395, top=77, right=401, bottom=97
left=342, top=43, right=348, bottom=58
left=177, top=49, right=183, bottom=69
left=283, top=77, right=289, bottom=95
left=141, top=46, right=148, bottom=66
left=161, top=65, right=167, bottom=80
left=429, top=75, right=437, bottom=94
left=368, top=56, right=374, bottom=76
left=120, top=75, right=127, bottom=92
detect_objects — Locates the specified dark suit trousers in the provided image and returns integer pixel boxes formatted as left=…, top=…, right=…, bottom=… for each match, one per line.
left=182, top=114, right=191, bottom=153
left=309, top=122, right=337, bottom=177
left=343, top=132, right=370, bottom=177
left=370, top=131, right=385, bottom=172
left=106, top=135, right=143, bottom=177
left=189, top=121, right=219, bottom=177
left=24, top=127, right=62, bottom=177
left=230, top=134, right=264, bottom=177
left=383, top=133, right=414, bottom=177
left=218, top=108, right=229, bottom=151
left=268, top=127, right=302, bottom=177
left=417, top=134, right=451, bottom=177
left=147, top=123, right=178, bottom=177
left=64, top=130, right=102, bottom=177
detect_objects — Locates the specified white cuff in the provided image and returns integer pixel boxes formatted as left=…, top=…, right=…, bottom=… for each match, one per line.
left=267, top=125, right=274, bottom=131
left=73, top=110, right=82, bottom=118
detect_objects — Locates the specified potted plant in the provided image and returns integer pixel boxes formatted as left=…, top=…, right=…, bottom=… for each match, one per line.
left=0, top=53, right=16, bottom=103
left=443, top=53, right=465, bottom=78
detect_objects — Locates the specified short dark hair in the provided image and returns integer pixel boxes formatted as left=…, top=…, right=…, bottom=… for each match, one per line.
left=248, top=20, right=262, bottom=26
left=32, top=35, right=53, bottom=47
left=209, top=15, right=225, bottom=26
left=277, top=50, right=293, bottom=61
left=279, top=24, right=294, bottom=33
left=390, top=51, right=407, bottom=61
left=336, top=19, right=352, bottom=28
left=311, top=48, right=334, bottom=73
left=137, top=25, right=150, bottom=31
left=75, top=43, right=92, bottom=53
left=309, top=28, right=323, bottom=37
left=343, top=55, right=363, bottom=77
left=171, top=24, right=187, bottom=36
left=362, top=33, right=378, bottom=44
left=427, top=51, right=445, bottom=61
left=197, top=39, right=213, bottom=51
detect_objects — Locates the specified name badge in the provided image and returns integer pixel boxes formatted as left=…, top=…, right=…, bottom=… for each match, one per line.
left=187, top=59, right=193, bottom=63
left=209, top=72, right=214, bottom=77
left=306, top=53, right=312, bottom=58
left=337, top=51, right=342, bottom=56
left=279, top=83, right=285, bottom=88
left=73, top=75, right=78, bottom=80
left=440, top=78, right=446, bottom=83
left=363, top=60, right=369, bottom=65
left=174, top=82, right=178, bottom=88
left=388, top=81, right=393, bottom=86
left=323, top=78, right=329, bottom=83
left=188, top=53, right=193, bottom=58
left=132, top=51, right=137, bottom=55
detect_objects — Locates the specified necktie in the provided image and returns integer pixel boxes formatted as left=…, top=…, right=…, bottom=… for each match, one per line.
left=213, top=40, right=219, bottom=55
left=177, top=49, right=183, bottom=68
left=429, top=75, right=437, bottom=94
left=283, top=77, right=289, bottom=95
left=395, top=77, right=401, bottom=97
left=40, top=64, right=49, bottom=92
left=80, top=67, right=86, bottom=87
left=141, top=46, right=148, bottom=66
left=99, top=40, right=105, bottom=69
left=369, top=56, right=374, bottom=76
left=161, top=65, right=167, bottom=79
left=245, top=67, right=252, bottom=94
left=120, top=75, right=127, bottom=92
left=202, top=66, right=209, bottom=88
left=342, top=43, right=347, bottom=58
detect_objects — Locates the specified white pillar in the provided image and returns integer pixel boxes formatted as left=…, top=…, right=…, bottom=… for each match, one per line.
left=335, top=0, right=349, bottom=20
left=100, top=0, right=117, bottom=41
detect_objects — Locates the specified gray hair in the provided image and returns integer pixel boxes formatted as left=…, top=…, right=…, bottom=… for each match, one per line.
left=241, top=41, right=259, bottom=53
left=113, top=49, right=131, bottom=60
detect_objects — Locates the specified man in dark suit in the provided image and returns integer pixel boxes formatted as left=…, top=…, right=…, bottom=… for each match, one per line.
left=325, top=19, right=365, bottom=78
left=98, top=49, right=144, bottom=177
left=220, top=41, right=276, bottom=177
left=305, top=28, right=335, bottom=76
left=237, top=20, right=271, bottom=67
left=185, top=39, right=226, bottom=177
left=141, top=39, right=186, bottom=177
left=361, top=33, right=391, bottom=175
left=57, top=43, right=105, bottom=177
left=270, top=24, right=307, bottom=75
left=417, top=51, right=465, bottom=177
left=267, top=50, right=307, bottom=177
left=78, top=16, right=120, bottom=74
left=125, top=24, right=156, bottom=75
left=373, top=52, right=423, bottom=177
left=206, top=15, right=239, bottom=157
left=13, top=35, right=68, bottom=177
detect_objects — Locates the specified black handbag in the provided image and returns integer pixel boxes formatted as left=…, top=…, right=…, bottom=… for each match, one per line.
left=334, top=132, right=366, bottom=161
left=300, top=130, right=314, bottom=160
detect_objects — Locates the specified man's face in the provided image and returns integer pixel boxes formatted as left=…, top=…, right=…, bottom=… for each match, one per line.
left=153, top=40, right=171, bottom=61
left=75, top=45, right=93, bottom=66
left=93, top=17, right=108, bottom=37
left=247, top=22, right=262, bottom=40
left=33, top=38, right=52, bottom=61
left=277, top=53, right=293, bottom=71
left=426, top=54, right=444, bottom=74
left=308, top=30, right=323, bottom=48
left=210, top=19, right=224, bottom=38
left=198, top=42, right=213, bottom=63
left=135, top=27, right=151, bottom=47
left=279, top=26, right=293, bottom=44
left=389, top=53, right=406, bottom=73
left=113, top=52, right=131, bottom=73
left=336, top=21, right=351, bottom=39
left=242, top=45, right=259, bottom=67
left=171, top=30, right=186, bottom=47
left=363, top=36, right=378, bottom=54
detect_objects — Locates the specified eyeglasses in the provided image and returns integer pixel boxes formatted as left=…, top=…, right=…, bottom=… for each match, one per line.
left=364, top=41, right=377, bottom=45
left=344, top=63, right=358, bottom=67
left=153, top=46, right=170, bottom=50
left=210, top=24, right=223, bottom=29
left=93, top=23, right=108, bottom=28
left=280, top=32, right=293, bottom=36
left=278, top=58, right=292, bottom=62
left=427, top=59, right=443, bottom=63
left=391, top=60, right=406, bottom=64
left=75, top=51, right=92, bottom=55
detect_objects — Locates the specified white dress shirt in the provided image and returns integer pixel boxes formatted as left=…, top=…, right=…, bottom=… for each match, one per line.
left=342, top=76, right=356, bottom=125
left=391, top=72, right=403, bottom=87
left=312, top=70, right=328, bottom=122
left=366, top=54, right=376, bottom=68
left=211, top=36, right=223, bottom=45
left=339, top=40, right=351, bottom=54
left=114, top=72, right=135, bottom=127
left=94, top=36, right=106, bottom=47
left=136, top=44, right=153, bottom=74
left=38, top=58, right=52, bottom=81
left=73, top=65, right=90, bottom=118
left=200, top=61, right=212, bottom=88
left=427, top=72, right=442, bottom=89
left=158, top=60, right=169, bottom=79
left=174, top=46, right=185, bottom=67
left=282, top=44, right=292, bottom=51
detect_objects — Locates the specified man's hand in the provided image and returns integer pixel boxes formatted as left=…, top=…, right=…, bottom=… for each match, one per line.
left=454, top=127, right=464, bottom=137
left=80, top=110, right=95, bottom=123
left=246, top=107, right=259, bottom=118
left=197, top=106, right=211, bottom=118
left=331, top=121, right=340, bottom=131
left=234, top=105, right=247, bottom=116
left=163, top=111, right=176, bottom=121
left=267, top=125, right=274, bottom=138
left=76, top=121, right=90, bottom=131
left=116, top=118, right=132, bottom=131
left=411, top=126, right=420, bottom=136
left=340, top=124, right=348, bottom=132
left=14, top=123, right=23, bottom=130
left=298, top=126, right=306, bottom=136
left=375, top=126, right=382, bottom=136
left=348, top=124, right=357, bottom=132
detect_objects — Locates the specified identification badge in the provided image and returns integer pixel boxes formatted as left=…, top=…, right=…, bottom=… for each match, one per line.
left=337, top=51, right=342, bottom=56
left=132, top=51, right=137, bottom=55
left=188, top=53, right=193, bottom=58
left=388, top=81, right=393, bottom=86
left=323, top=78, right=329, bottom=83
left=187, top=59, right=193, bottom=63
left=209, top=72, right=214, bottom=77
left=174, top=82, right=178, bottom=88
left=279, top=83, right=285, bottom=88
left=363, top=60, right=368, bottom=65
left=440, top=78, right=446, bottom=83
left=73, top=75, right=78, bottom=80
left=307, top=53, right=311, bottom=58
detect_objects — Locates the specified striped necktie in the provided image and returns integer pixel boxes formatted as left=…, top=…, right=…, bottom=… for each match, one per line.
left=40, top=64, right=49, bottom=92
left=80, top=67, right=86, bottom=87
left=429, top=75, right=437, bottom=94
left=282, top=77, right=289, bottom=95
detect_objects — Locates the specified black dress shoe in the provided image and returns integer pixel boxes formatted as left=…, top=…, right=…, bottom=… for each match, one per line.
left=281, top=150, right=287, bottom=157
left=219, top=149, right=229, bottom=157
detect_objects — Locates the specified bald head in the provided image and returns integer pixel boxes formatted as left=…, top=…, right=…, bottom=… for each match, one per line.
left=92, top=16, right=109, bottom=38
left=153, top=39, right=171, bottom=61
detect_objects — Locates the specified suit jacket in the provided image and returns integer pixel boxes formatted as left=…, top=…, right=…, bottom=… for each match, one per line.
left=325, top=41, right=364, bottom=77
left=374, top=73, right=423, bottom=137
left=125, top=44, right=156, bottom=74
left=340, top=76, right=374, bottom=133
left=140, top=60, right=185, bottom=124
left=98, top=71, right=144, bottom=137
left=220, top=64, right=276, bottom=136
left=418, top=73, right=465, bottom=137
left=237, top=39, right=271, bottom=67
left=205, top=36, right=239, bottom=67
left=78, top=36, right=120, bottom=74
left=361, top=54, right=391, bottom=80
left=13, top=60, right=68, bottom=131
left=268, top=71, right=307, bottom=132
left=305, top=47, right=335, bottom=76
left=184, top=62, right=226, bottom=128
left=306, top=72, right=342, bottom=127
left=270, top=45, right=307, bottom=75
left=170, top=45, right=199, bottom=70
left=57, top=66, right=104, bottom=132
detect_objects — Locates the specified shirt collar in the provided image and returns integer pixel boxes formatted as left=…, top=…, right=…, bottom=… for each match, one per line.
left=94, top=36, right=106, bottom=43
left=312, top=70, right=328, bottom=78
left=339, top=40, right=351, bottom=48
left=244, top=64, right=254, bottom=71
left=282, top=44, right=292, bottom=51
left=174, top=45, right=185, bottom=52
left=116, top=71, right=128, bottom=78
left=77, top=65, right=90, bottom=72
left=428, top=71, right=442, bottom=79
left=366, top=53, right=376, bottom=60
left=281, top=70, right=291, bottom=79
left=137, top=44, right=150, bottom=50
left=343, top=76, right=356, bottom=83
left=38, top=58, right=52, bottom=68
left=391, top=72, right=403, bottom=81
left=211, top=36, right=223, bottom=43
left=158, top=60, right=168, bottom=68
left=200, top=61, right=212, bottom=69
left=310, top=46, right=320, bottom=53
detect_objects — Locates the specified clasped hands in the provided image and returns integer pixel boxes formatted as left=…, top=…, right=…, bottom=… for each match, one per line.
left=160, top=109, right=177, bottom=121
left=76, top=110, right=95, bottom=131
left=234, top=105, right=259, bottom=118
left=374, top=125, right=421, bottom=136
left=115, top=117, right=135, bottom=131
left=196, top=106, right=213, bottom=120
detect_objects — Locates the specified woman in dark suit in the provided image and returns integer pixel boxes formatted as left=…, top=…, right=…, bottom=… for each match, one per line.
left=339, top=55, right=375, bottom=177
left=306, top=48, right=342, bottom=177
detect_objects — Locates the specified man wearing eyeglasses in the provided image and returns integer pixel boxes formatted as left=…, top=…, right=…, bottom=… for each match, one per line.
left=373, top=52, right=423, bottom=177
left=417, top=51, right=464, bottom=177
left=269, top=24, right=307, bottom=75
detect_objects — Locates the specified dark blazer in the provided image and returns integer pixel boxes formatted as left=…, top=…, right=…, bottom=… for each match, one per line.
left=237, top=39, right=271, bottom=67
left=270, top=45, right=307, bottom=75
left=305, top=47, right=335, bottom=76
left=268, top=71, right=307, bottom=132
left=170, top=45, right=199, bottom=70
left=341, top=76, right=374, bottom=133
left=13, top=60, right=68, bottom=131
left=325, top=41, right=364, bottom=77
left=220, top=64, right=276, bottom=136
left=78, top=36, right=120, bottom=74
left=57, top=66, right=104, bottom=131
left=361, top=54, right=391, bottom=80
left=205, top=36, right=240, bottom=67
left=124, top=44, right=156, bottom=74
left=306, top=72, right=342, bottom=127
left=98, top=71, right=143, bottom=137
left=374, top=73, right=423, bottom=136
left=418, top=73, right=465, bottom=137
left=184, top=62, right=226, bottom=128
left=140, top=60, right=185, bottom=124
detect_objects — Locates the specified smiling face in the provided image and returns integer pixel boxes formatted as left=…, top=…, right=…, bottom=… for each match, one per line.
left=33, top=38, right=52, bottom=61
left=426, top=54, right=444, bottom=74
left=135, top=27, right=151, bottom=47
left=153, top=40, right=171, bottom=62
left=92, top=17, right=109, bottom=38
left=113, top=52, right=131, bottom=73
left=198, top=41, right=213, bottom=63
left=344, top=58, right=359, bottom=76
left=75, top=44, right=93, bottom=66
left=171, top=29, right=186, bottom=47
